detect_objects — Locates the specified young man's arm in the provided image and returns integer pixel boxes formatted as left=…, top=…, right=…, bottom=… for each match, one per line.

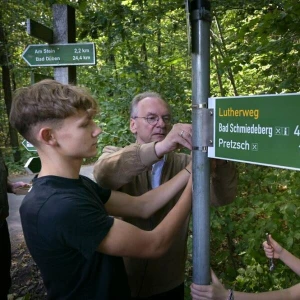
left=98, top=177, right=192, bottom=258
left=105, top=163, right=191, bottom=219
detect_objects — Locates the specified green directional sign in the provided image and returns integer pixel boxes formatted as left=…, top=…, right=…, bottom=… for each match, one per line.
left=22, top=43, right=96, bottom=67
left=22, top=140, right=37, bottom=152
left=208, top=93, right=300, bottom=171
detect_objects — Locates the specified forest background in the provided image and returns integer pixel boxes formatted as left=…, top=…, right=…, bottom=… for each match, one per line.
left=1, top=0, right=300, bottom=299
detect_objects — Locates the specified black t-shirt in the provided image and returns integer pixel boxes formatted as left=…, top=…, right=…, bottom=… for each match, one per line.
left=20, top=175, right=130, bottom=300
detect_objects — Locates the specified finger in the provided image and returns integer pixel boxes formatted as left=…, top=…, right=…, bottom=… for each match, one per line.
left=179, top=138, right=192, bottom=150
left=103, top=146, right=119, bottom=153
left=268, top=236, right=283, bottom=256
left=190, top=283, right=209, bottom=295
left=265, top=253, right=274, bottom=259
left=265, top=236, right=277, bottom=251
left=182, top=126, right=192, bottom=138
left=178, top=128, right=192, bottom=139
left=175, top=129, right=192, bottom=148
left=182, top=124, right=192, bottom=136
left=263, top=245, right=274, bottom=258
left=179, top=130, right=185, bottom=138
left=211, top=269, right=223, bottom=286
left=262, top=241, right=268, bottom=247
left=180, top=129, right=192, bottom=142
left=263, top=244, right=274, bottom=253
left=268, top=235, right=277, bottom=246
left=174, top=123, right=192, bottom=136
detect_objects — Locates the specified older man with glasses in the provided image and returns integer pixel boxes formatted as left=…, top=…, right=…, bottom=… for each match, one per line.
left=93, top=91, right=238, bottom=300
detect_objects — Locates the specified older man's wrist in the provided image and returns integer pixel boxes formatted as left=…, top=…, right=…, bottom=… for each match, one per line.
left=140, top=142, right=161, bottom=166
left=154, top=141, right=165, bottom=159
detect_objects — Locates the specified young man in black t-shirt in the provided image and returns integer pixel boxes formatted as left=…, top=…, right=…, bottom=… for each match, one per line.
left=9, top=79, right=192, bottom=299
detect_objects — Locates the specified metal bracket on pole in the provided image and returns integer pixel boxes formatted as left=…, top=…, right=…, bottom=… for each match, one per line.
left=205, top=108, right=214, bottom=148
left=192, top=104, right=213, bottom=151
left=190, top=0, right=212, bottom=22
left=191, top=9, right=212, bottom=22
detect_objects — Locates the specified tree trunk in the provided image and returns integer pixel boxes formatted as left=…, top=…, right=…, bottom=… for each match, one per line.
left=0, top=11, right=21, bottom=162
left=212, top=16, right=239, bottom=96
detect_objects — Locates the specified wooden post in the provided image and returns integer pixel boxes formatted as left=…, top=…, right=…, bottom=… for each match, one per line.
left=52, top=5, right=76, bottom=84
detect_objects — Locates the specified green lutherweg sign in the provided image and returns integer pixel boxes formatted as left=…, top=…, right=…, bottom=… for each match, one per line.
left=22, top=43, right=96, bottom=67
left=208, top=93, right=300, bottom=171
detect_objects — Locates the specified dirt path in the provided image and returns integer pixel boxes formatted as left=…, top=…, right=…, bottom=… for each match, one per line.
left=10, top=239, right=47, bottom=299
left=8, top=184, right=46, bottom=299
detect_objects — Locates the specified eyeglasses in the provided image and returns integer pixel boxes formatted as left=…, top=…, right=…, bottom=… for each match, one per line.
left=133, top=114, right=171, bottom=125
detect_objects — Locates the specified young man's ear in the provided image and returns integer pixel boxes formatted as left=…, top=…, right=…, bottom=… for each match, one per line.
left=130, top=118, right=137, bottom=134
left=38, top=128, right=57, bottom=145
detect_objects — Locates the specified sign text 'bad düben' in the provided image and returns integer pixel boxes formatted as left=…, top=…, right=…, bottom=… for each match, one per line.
left=208, top=93, right=300, bottom=171
left=22, top=43, right=96, bottom=67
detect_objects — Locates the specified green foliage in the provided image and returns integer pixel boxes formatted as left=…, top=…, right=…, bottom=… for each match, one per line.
left=1, top=0, right=300, bottom=298
left=202, top=164, right=299, bottom=290
left=210, top=0, right=300, bottom=97
left=4, top=147, right=33, bottom=175
left=184, top=163, right=300, bottom=298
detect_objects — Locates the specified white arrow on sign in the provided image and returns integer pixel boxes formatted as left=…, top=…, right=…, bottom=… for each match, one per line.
left=22, top=140, right=37, bottom=152
left=24, top=157, right=41, bottom=174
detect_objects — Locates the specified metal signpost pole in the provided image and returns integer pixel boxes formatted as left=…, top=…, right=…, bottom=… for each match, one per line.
left=190, top=0, right=212, bottom=285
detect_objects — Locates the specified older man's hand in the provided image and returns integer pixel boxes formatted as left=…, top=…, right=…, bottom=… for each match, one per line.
left=155, top=123, right=192, bottom=158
